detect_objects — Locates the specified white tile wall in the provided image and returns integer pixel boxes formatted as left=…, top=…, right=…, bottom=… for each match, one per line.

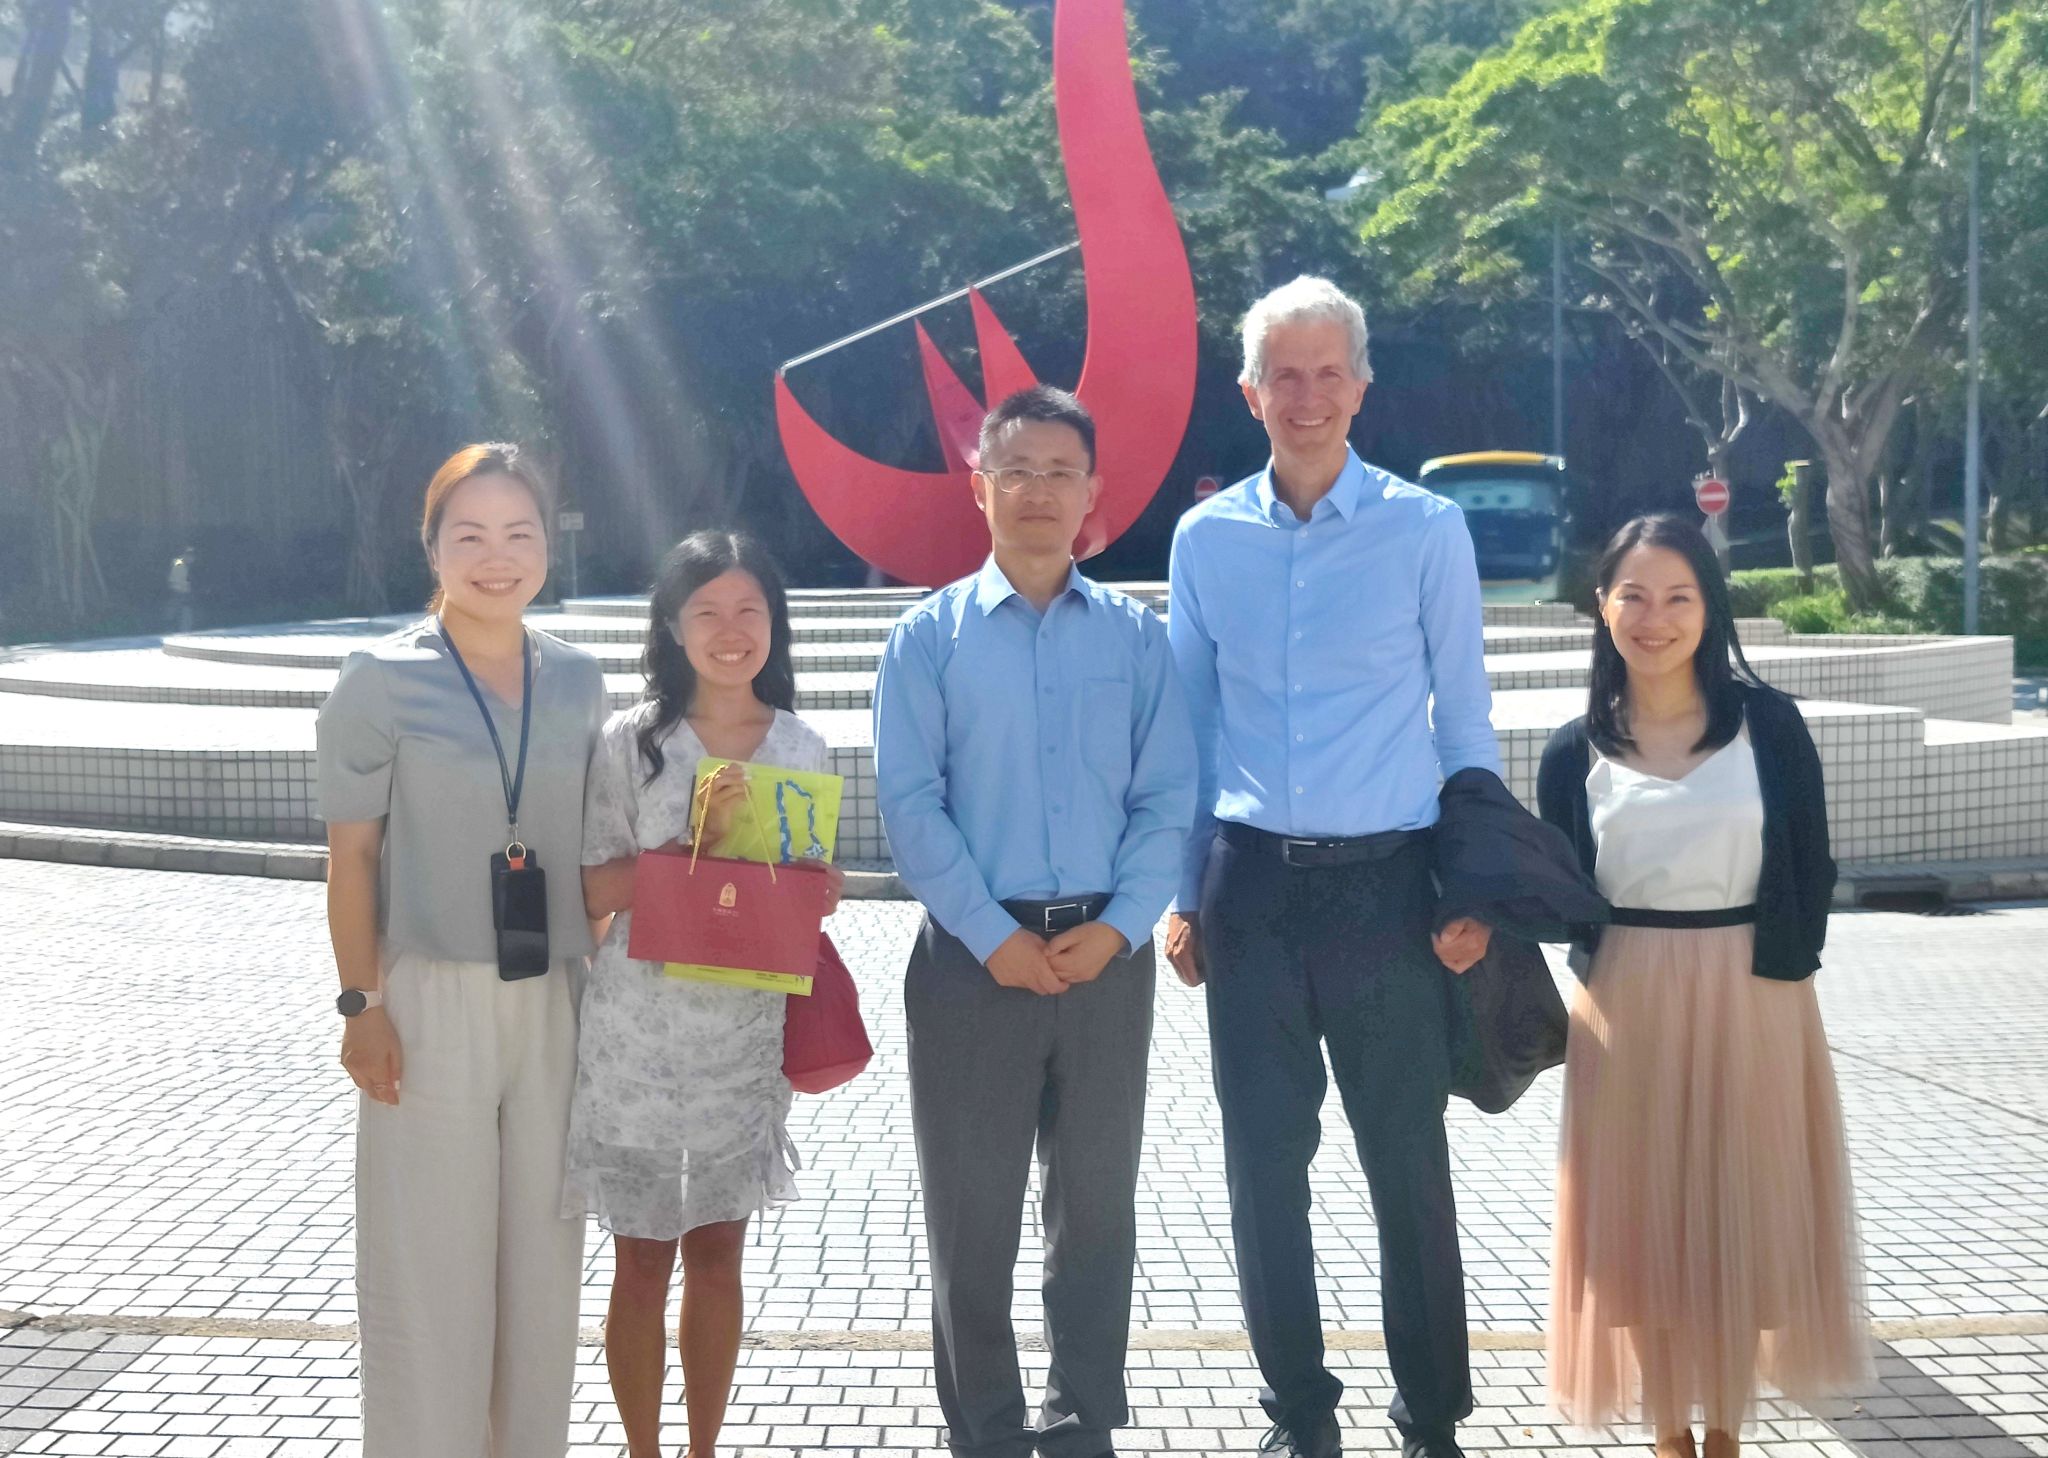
left=3, top=596, right=2043, bottom=867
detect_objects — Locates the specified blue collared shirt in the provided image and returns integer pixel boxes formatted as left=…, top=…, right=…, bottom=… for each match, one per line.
left=874, top=558, right=1198, bottom=963
left=1168, top=449, right=1501, bottom=911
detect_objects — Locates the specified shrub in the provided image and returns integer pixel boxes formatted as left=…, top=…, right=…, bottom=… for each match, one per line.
left=1736, top=554, right=2048, bottom=667
left=1728, top=567, right=1837, bottom=617
left=1770, top=590, right=1852, bottom=633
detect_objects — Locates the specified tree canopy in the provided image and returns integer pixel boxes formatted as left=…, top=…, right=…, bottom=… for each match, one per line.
left=1364, top=0, right=2048, bottom=605
left=1, top=0, right=2041, bottom=632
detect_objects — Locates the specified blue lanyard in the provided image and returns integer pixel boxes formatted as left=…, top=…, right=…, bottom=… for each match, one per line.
left=438, top=618, right=533, bottom=846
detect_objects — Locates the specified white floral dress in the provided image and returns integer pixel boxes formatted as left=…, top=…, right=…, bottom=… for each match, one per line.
left=563, top=703, right=827, bottom=1239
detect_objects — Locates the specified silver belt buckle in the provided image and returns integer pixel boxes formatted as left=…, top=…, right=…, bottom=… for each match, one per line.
left=1280, top=837, right=1318, bottom=868
left=1043, top=899, right=1086, bottom=931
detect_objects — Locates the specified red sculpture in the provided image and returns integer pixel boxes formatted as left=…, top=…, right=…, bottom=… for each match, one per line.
left=774, top=0, right=1198, bottom=587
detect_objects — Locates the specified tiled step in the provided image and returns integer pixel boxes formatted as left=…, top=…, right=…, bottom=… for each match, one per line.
left=562, top=588, right=944, bottom=621
left=4, top=587, right=2035, bottom=871
left=563, top=590, right=1580, bottom=628
left=0, top=692, right=885, bottom=857
left=7, top=685, right=2043, bottom=867
left=6, top=631, right=2008, bottom=723
left=148, top=621, right=1598, bottom=675
left=1483, top=637, right=2013, bottom=724
left=521, top=613, right=926, bottom=646
left=0, top=651, right=880, bottom=713
left=562, top=585, right=1174, bottom=620
left=1916, top=717, right=2048, bottom=862
left=156, top=632, right=893, bottom=676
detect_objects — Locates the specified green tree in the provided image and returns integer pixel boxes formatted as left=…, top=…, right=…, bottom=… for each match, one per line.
left=4, top=0, right=1599, bottom=626
left=1365, top=0, right=2041, bottom=608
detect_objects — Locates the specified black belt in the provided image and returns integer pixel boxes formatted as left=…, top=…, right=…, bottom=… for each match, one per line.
left=1218, top=821, right=1428, bottom=869
left=1002, top=894, right=1111, bottom=935
left=1609, top=904, right=1758, bottom=929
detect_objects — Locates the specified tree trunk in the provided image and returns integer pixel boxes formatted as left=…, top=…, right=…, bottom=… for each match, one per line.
left=334, top=437, right=391, bottom=614
left=3, top=0, right=75, bottom=170
left=147, top=13, right=165, bottom=108
left=1817, top=434, right=1883, bottom=610
left=1879, top=469, right=1911, bottom=558
left=1787, top=460, right=1818, bottom=590
left=1879, top=406, right=1931, bottom=558
left=1988, top=492, right=2009, bottom=554
left=325, top=351, right=397, bottom=614
left=1907, top=397, right=1936, bottom=547
left=1985, top=412, right=2018, bottom=556
left=34, top=364, right=114, bottom=625
left=80, top=10, right=120, bottom=135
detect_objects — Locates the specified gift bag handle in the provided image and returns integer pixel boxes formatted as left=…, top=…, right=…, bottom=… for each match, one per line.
left=688, top=765, right=779, bottom=883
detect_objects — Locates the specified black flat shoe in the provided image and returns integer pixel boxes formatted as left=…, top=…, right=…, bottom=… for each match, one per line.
left=1399, top=1431, right=1465, bottom=1458
left=1259, top=1412, right=1342, bottom=1458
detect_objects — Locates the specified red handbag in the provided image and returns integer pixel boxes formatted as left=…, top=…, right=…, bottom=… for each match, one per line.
left=784, top=932, right=872, bottom=1094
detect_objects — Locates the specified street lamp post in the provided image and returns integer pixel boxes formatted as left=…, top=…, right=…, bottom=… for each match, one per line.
left=1552, top=219, right=1565, bottom=459
left=1963, top=0, right=1984, bottom=634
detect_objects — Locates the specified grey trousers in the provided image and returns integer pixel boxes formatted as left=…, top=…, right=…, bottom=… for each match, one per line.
left=906, top=914, right=1155, bottom=1458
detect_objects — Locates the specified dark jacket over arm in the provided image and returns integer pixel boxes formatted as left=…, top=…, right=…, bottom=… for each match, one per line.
left=1434, top=767, right=1610, bottom=1114
left=1437, top=767, right=1609, bottom=940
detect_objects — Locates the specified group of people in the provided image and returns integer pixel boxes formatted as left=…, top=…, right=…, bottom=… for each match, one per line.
left=316, top=276, right=1869, bottom=1458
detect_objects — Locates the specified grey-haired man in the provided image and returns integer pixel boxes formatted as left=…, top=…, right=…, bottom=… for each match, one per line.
left=1165, top=277, right=1498, bottom=1458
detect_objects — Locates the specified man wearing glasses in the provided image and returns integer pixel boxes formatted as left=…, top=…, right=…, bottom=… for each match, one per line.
left=875, top=384, right=1196, bottom=1458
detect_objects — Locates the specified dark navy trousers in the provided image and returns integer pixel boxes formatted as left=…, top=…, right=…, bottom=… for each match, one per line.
left=1201, top=831, right=1472, bottom=1439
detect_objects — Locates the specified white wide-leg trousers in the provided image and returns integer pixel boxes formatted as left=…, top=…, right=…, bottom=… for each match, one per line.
left=355, top=953, right=584, bottom=1458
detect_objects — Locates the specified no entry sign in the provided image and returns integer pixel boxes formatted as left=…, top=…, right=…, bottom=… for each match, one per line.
left=1194, top=475, right=1222, bottom=500
left=1695, top=476, right=1730, bottom=516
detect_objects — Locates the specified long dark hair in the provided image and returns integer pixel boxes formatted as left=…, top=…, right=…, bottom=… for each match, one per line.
left=1586, top=513, right=1770, bottom=756
left=636, top=530, right=798, bottom=784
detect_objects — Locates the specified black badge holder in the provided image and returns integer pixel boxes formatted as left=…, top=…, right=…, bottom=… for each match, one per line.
left=442, top=619, right=551, bottom=979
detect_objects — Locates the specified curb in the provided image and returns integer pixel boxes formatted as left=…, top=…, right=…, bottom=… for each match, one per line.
left=3, top=820, right=2043, bottom=908
left=0, top=821, right=906, bottom=899
left=1834, top=859, right=2048, bottom=907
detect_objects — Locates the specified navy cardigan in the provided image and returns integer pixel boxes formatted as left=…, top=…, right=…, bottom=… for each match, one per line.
left=1534, top=682, right=1836, bottom=982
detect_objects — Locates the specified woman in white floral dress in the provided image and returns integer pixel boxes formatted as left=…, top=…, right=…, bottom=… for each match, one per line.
left=572, top=530, right=843, bottom=1458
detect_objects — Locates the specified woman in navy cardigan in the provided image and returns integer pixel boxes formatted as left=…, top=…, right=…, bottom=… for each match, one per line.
left=1537, top=515, right=1867, bottom=1458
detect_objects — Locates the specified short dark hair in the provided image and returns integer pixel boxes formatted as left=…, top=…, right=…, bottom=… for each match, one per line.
left=977, top=385, right=1097, bottom=472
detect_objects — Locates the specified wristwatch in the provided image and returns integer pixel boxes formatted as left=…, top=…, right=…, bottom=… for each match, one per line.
left=336, top=988, right=384, bottom=1018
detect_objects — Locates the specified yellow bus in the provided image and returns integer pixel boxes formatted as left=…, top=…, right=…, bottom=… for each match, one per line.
left=1418, top=451, right=1575, bottom=602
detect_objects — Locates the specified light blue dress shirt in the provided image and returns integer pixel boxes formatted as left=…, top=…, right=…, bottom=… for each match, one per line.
left=1168, top=448, right=1501, bottom=911
left=874, top=558, right=1198, bottom=963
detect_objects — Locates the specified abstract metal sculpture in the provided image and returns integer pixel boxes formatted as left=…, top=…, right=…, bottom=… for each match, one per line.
left=774, top=0, right=1198, bottom=587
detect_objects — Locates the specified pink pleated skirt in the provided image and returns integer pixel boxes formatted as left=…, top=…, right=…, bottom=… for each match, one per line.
left=1549, top=924, right=1870, bottom=1434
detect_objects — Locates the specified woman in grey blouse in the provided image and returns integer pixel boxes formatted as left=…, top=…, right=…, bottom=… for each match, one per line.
left=316, top=443, right=605, bottom=1458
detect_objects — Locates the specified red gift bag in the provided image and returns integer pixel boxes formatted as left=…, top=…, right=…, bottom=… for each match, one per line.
left=626, top=773, right=828, bottom=988
left=626, top=847, right=827, bottom=987
left=784, top=933, right=872, bottom=1094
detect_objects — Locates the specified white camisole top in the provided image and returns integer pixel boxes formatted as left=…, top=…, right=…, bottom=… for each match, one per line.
left=1588, top=726, right=1765, bottom=911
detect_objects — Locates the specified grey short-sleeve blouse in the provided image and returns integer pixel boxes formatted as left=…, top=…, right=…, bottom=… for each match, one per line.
left=316, top=619, right=607, bottom=964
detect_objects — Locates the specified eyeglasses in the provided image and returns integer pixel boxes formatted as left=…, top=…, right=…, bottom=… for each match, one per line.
left=978, top=466, right=1091, bottom=494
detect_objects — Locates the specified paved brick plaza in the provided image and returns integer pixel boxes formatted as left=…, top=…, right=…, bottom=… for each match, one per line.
left=2, top=860, right=2045, bottom=1456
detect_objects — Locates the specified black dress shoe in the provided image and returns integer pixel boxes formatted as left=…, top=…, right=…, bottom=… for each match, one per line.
left=1399, top=1431, right=1465, bottom=1458
left=1258, top=1411, right=1341, bottom=1458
